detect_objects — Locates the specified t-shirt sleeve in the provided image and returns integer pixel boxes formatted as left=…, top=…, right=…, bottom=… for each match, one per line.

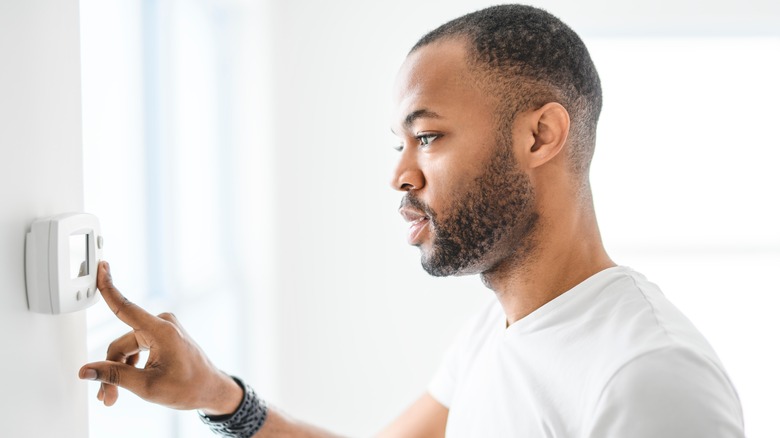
left=426, top=329, right=462, bottom=408
left=427, top=300, right=500, bottom=410
left=585, top=346, right=745, bottom=438
left=426, top=300, right=497, bottom=409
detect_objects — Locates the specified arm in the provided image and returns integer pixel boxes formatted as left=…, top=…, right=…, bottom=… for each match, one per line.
left=254, top=410, right=345, bottom=438
left=375, top=393, right=448, bottom=438
left=251, top=393, right=447, bottom=438
left=79, top=261, right=447, bottom=438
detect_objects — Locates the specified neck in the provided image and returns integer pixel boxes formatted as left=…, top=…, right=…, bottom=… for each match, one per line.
left=481, top=196, right=615, bottom=326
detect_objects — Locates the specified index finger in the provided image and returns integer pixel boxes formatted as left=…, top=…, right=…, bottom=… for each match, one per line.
left=97, top=261, right=157, bottom=330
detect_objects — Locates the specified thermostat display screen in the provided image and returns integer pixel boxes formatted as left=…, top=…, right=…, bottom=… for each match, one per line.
left=69, top=234, right=89, bottom=279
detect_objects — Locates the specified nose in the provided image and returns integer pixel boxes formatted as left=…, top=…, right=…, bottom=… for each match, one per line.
left=390, top=150, right=425, bottom=192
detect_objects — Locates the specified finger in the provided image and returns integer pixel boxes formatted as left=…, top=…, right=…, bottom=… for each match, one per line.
left=126, top=353, right=140, bottom=367
left=100, top=330, right=145, bottom=406
left=105, top=331, right=143, bottom=364
left=79, top=361, right=150, bottom=401
left=97, top=382, right=118, bottom=407
left=97, top=261, right=158, bottom=330
left=81, top=368, right=118, bottom=406
left=102, top=382, right=119, bottom=406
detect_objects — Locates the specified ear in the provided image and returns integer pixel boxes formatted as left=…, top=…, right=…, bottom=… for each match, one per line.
left=513, top=102, right=570, bottom=169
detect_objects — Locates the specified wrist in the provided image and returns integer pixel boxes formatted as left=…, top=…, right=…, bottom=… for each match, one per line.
left=202, top=373, right=244, bottom=416
left=199, top=376, right=269, bottom=438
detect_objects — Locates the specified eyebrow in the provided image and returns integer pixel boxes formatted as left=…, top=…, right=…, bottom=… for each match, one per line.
left=391, top=108, right=442, bottom=135
left=404, top=109, right=441, bottom=129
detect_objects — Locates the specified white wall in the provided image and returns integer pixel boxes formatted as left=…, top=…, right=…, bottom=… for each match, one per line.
left=0, top=1, right=89, bottom=436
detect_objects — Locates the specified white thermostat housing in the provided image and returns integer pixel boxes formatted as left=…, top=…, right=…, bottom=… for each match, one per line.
left=25, top=213, right=103, bottom=314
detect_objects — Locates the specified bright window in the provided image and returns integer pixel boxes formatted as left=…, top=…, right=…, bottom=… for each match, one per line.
left=81, top=1, right=246, bottom=436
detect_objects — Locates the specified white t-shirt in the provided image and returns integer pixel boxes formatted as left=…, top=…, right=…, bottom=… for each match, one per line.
left=428, top=266, right=744, bottom=437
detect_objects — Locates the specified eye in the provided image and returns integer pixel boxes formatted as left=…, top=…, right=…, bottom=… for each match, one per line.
left=416, top=133, right=440, bottom=147
left=394, top=133, right=440, bottom=152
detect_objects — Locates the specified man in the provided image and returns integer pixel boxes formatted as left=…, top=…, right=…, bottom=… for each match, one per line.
left=80, top=5, right=745, bottom=437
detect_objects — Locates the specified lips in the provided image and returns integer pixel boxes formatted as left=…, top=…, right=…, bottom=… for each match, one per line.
left=399, top=207, right=430, bottom=245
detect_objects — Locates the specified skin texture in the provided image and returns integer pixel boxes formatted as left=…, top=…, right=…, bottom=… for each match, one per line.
left=79, top=38, right=614, bottom=437
left=399, top=133, right=539, bottom=278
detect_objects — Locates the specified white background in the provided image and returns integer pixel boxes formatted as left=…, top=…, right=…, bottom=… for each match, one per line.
left=80, top=0, right=779, bottom=437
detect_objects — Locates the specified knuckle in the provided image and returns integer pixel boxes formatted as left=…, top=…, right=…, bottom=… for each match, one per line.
left=157, top=312, right=176, bottom=322
left=158, top=320, right=182, bottom=337
left=106, top=364, right=121, bottom=386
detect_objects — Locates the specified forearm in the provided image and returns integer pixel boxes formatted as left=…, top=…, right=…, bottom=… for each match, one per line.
left=201, top=376, right=347, bottom=438
left=254, top=408, right=348, bottom=438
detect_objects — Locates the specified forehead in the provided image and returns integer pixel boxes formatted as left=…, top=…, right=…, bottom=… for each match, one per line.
left=393, top=39, right=493, bottom=131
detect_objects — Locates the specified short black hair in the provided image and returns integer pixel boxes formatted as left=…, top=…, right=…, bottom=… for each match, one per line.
left=411, top=4, right=602, bottom=177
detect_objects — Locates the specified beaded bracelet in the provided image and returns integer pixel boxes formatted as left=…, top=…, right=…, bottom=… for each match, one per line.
left=198, top=376, right=268, bottom=438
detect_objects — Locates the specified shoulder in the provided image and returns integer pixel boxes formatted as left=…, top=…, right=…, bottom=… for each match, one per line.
left=579, top=267, right=744, bottom=436
left=582, top=267, right=722, bottom=363
left=585, top=346, right=744, bottom=437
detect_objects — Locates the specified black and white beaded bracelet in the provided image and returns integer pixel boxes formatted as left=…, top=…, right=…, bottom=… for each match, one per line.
left=199, top=376, right=268, bottom=438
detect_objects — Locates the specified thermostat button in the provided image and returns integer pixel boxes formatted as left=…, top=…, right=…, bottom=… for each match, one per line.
left=76, top=290, right=82, bottom=301
left=97, top=235, right=103, bottom=249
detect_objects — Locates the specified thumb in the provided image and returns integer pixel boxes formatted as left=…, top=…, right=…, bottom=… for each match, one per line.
left=79, top=361, right=149, bottom=398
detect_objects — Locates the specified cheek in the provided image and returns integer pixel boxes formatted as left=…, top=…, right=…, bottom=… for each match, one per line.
left=422, top=153, right=485, bottom=215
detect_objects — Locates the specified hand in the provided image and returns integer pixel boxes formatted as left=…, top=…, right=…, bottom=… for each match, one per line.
left=78, top=261, right=242, bottom=415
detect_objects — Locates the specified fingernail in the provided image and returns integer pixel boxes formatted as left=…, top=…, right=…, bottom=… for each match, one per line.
left=82, top=369, right=98, bottom=380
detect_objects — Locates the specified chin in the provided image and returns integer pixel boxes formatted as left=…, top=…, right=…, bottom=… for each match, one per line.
left=420, top=251, right=488, bottom=278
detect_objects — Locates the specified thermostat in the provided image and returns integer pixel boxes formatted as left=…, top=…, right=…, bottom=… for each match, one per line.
left=25, top=213, right=103, bottom=314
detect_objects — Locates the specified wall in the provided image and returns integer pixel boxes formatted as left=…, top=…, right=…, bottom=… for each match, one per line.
left=0, top=1, right=88, bottom=436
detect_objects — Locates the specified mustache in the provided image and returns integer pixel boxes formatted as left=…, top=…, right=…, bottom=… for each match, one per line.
left=399, top=194, right=436, bottom=220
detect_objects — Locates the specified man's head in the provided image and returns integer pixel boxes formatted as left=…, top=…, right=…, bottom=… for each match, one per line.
left=392, top=5, right=601, bottom=279
left=412, top=5, right=602, bottom=177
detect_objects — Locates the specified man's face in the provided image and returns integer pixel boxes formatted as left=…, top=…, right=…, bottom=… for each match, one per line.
left=391, top=39, right=539, bottom=277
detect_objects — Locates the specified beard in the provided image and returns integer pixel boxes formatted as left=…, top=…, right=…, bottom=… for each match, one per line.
left=402, top=135, right=539, bottom=277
